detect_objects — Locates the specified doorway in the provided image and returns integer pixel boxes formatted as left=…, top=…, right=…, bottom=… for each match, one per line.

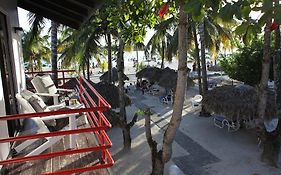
left=0, top=11, right=19, bottom=137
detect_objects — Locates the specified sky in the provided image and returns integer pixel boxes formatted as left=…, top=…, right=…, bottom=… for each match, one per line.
left=18, top=8, right=30, bottom=31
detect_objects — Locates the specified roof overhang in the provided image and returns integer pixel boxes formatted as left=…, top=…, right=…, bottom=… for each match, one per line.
left=17, top=0, right=104, bottom=29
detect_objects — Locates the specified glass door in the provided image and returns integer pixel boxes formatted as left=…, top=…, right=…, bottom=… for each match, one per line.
left=0, top=12, right=19, bottom=137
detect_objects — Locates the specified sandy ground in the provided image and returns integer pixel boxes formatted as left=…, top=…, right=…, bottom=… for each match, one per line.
left=90, top=61, right=281, bottom=175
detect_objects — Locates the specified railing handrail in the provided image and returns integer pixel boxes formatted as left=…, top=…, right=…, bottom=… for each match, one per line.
left=80, top=75, right=111, bottom=108
left=0, top=106, right=110, bottom=121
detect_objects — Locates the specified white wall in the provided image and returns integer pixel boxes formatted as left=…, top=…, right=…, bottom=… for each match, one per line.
left=0, top=0, right=24, bottom=167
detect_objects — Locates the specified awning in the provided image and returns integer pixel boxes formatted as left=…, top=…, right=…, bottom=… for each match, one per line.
left=18, top=0, right=104, bottom=29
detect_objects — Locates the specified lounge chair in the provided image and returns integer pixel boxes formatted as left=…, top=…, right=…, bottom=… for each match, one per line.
left=31, top=74, right=75, bottom=105
left=12, top=90, right=82, bottom=157
left=213, top=115, right=240, bottom=132
left=162, top=94, right=173, bottom=104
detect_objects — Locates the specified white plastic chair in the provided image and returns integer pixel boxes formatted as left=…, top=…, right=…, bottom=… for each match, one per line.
left=31, top=74, right=74, bottom=105
left=191, top=94, right=203, bottom=107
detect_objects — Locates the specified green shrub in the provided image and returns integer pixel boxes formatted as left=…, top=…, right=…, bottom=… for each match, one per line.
left=220, top=41, right=273, bottom=86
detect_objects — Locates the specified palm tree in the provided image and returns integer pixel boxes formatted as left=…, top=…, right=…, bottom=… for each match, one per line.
left=146, top=17, right=177, bottom=68
left=22, top=30, right=50, bottom=72
left=58, top=17, right=103, bottom=79
left=26, top=13, right=62, bottom=85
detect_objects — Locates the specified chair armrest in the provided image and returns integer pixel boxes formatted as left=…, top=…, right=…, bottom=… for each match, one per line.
left=41, top=113, right=74, bottom=120
left=66, top=103, right=84, bottom=109
left=47, top=103, right=66, bottom=111
left=57, top=88, right=75, bottom=93
left=41, top=103, right=84, bottom=121
left=35, top=92, right=60, bottom=97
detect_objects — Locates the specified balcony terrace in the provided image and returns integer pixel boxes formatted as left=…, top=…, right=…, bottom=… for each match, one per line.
left=0, top=71, right=114, bottom=175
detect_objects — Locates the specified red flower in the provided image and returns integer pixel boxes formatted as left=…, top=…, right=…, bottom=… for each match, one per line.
left=159, top=3, right=169, bottom=18
left=270, top=21, right=278, bottom=31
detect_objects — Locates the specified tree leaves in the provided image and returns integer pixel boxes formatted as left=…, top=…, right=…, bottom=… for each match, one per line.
left=219, top=3, right=242, bottom=22
left=184, top=0, right=204, bottom=21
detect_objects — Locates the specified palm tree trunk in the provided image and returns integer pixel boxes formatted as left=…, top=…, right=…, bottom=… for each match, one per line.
left=107, top=32, right=112, bottom=83
left=136, top=47, right=139, bottom=69
left=260, top=0, right=280, bottom=167
left=161, top=38, right=165, bottom=69
left=192, top=24, right=202, bottom=95
left=117, top=35, right=131, bottom=150
left=86, top=53, right=90, bottom=80
left=198, top=21, right=208, bottom=93
left=161, top=0, right=187, bottom=171
left=82, top=63, right=86, bottom=78
left=51, top=21, right=58, bottom=86
left=29, top=56, right=33, bottom=72
left=198, top=21, right=211, bottom=116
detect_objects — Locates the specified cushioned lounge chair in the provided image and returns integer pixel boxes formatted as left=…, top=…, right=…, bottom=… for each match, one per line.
left=12, top=90, right=82, bottom=157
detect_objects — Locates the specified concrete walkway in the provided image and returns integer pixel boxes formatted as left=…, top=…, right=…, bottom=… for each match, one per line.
left=106, top=85, right=281, bottom=175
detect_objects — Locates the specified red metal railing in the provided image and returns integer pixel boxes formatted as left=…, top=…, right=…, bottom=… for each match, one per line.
left=0, top=74, right=114, bottom=174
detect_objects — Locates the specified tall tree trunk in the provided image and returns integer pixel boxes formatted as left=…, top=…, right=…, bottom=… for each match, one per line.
left=82, top=63, right=86, bottom=78
left=51, top=21, right=58, bottom=86
left=192, top=23, right=202, bottom=95
left=117, top=35, right=131, bottom=150
left=29, top=56, right=33, bottom=72
left=258, top=3, right=272, bottom=125
left=136, top=47, right=139, bottom=69
left=86, top=52, right=90, bottom=80
left=144, top=109, right=164, bottom=175
left=260, top=0, right=280, bottom=167
left=198, top=21, right=208, bottom=93
left=161, top=38, right=165, bottom=69
left=198, top=21, right=210, bottom=116
left=159, top=2, right=187, bottom=174
left=107, top=32, right=112, bottom=83
left=274, top=0, right=281, bottom=116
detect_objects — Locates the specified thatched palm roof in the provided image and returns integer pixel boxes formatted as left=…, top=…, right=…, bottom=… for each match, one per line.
left=158, top=67, right=194, bottom=90
left=207, top=65, right=224, bottom=72
left=64, top=79, right=131, bottom=109
left=137, top=67, right=194, bottom=90
left=158, top=67, right=177, bottom=89
left=136, top=67, right=162, bottom=83
left=100, top=67, right=129, bottom=82
left=202, top=85, right=275, bottom=121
